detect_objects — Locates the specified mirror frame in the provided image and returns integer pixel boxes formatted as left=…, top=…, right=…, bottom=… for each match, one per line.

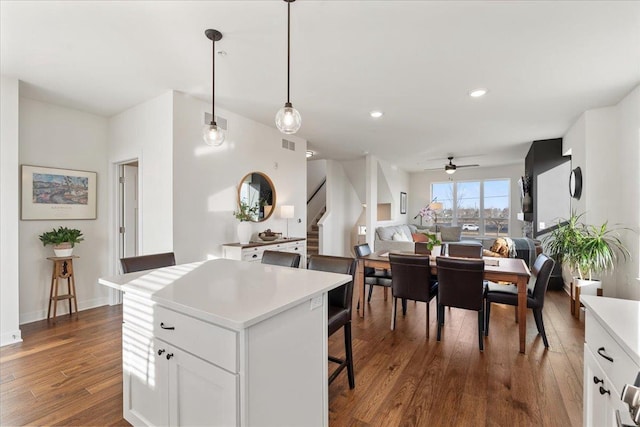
left=237, top=172, right=276, bottom=223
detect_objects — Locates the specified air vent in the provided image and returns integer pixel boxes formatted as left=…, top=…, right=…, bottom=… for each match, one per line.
left=282, top=139, right=296, bottom=151
left=204, top=112, right=227, bottom=130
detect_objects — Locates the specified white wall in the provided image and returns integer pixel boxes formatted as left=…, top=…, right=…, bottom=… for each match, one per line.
left=563, top=85, right=640, bottom=300
left=408, top=163, right=525, bottom=237
left=172, top=92, right=307, bottom=263
left=376, top=159, right=409, bottom=225
left=108, top=91, right=174, bottom=267
left=320, top=160, right=362, bottom=257
left=0, top=76, right=22, bottom=345
left=18, top=97, right=109, bottom=324
left=341, top=158, right=366, bottom=203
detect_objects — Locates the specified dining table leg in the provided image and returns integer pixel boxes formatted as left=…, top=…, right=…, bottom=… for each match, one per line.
left=517, top=276, right=527, bottom=353
left=356, top=259, right=365, bottom=318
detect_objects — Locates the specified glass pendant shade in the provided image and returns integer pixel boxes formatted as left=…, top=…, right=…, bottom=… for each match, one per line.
left=202, top=122, right=226, bottom=146
left=275, top=103, right=302, bottom=134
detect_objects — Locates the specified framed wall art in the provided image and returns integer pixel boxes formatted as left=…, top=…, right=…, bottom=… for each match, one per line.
left=21, top=165, right=97, bottom=220
left=400, top=192, right=407, bottom=214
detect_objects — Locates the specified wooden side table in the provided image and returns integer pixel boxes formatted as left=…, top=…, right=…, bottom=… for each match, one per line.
left=47, top=256, right=79, bottom=321
left=570, top=280, right=603, bottom=319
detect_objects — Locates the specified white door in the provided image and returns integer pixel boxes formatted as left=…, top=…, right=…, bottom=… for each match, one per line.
left=122, top=164, right=138, bottom=258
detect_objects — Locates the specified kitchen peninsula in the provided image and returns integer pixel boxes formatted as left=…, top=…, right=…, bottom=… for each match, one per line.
left=99, top=258, right=351, bottom=427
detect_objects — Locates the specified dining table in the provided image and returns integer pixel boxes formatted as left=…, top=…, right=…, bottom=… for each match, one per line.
left=355, top=250, right=532, bottom=354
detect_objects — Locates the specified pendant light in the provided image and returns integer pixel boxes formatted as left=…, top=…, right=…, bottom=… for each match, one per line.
left=275, top=0, right=302, bottom=134
left=202, top=29, right=225, bottom=146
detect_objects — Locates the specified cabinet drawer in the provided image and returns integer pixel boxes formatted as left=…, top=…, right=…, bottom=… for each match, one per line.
left=586, top=312, right=639, bottom=394
left=154, top=306, right=237, bottom=373
left=242, top=246, right=265, bottom=262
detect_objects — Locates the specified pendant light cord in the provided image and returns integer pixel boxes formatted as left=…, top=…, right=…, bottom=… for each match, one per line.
left=211, top=37, right=216, bottom=124
left=287, top=0, right=291, bottom=104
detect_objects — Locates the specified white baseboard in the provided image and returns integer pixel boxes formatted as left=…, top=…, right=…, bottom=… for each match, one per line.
left=19, top=297, right=110, bottom=325
left=0, top=329, right=23, bottom=347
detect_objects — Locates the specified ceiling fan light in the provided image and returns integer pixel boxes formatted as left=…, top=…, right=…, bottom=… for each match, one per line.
left=202, top=122, right=226, bottom=146
left=446, top=168, right=456, bottom=175
left=276, top=103, right=302, bottom=134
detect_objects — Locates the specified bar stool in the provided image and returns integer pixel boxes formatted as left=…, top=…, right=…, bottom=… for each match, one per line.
left=47, top=255, right=79, bottom=321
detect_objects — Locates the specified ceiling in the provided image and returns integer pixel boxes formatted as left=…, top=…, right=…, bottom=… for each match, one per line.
left=2, top=1, right=639, bottom=172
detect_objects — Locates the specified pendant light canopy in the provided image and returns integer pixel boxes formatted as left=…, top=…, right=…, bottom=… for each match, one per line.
left=203, top=29, right=225, bottom=146
left=275, top=0, right=302, bottom=135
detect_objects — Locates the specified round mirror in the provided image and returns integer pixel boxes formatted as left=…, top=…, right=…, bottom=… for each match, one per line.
left=237, top=172, right=276, bottom=222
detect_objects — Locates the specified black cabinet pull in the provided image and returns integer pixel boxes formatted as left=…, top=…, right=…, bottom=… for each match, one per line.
left=593, top=376, right=604, bottom=385
left=599, top=386, right=611, bottom=396
left=160, top=322, right=175, bottom=330
left=597, top=347, right=614, bottom=363
left=166, top=353, right=174, bottom=360
left=157, top=349, right=165, bottom=356
left=252, top=254, right=258, bottom=258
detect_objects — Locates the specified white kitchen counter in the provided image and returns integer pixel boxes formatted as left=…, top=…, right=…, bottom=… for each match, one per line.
left=99, top=258, right=351, bottom=331
left=581, top=295, right=640, bottom=366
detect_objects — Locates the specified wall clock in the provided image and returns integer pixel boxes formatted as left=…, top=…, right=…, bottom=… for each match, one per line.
left=569, top=167, right=582, bottom=199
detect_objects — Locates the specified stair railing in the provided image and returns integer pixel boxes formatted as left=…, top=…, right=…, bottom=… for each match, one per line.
left=307, top=179, right=326, bottom=205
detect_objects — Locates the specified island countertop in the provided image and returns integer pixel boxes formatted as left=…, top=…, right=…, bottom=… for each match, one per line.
left=99, top=258, right=351, bottom=331
left=581, top=295, right=640, bottom=366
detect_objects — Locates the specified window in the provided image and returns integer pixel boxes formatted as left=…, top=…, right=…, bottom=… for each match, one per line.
left=431, top=179, right=510, bottom=236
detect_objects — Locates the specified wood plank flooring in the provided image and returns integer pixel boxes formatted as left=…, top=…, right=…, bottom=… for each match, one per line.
left=1, top=289, right=583, bottom=426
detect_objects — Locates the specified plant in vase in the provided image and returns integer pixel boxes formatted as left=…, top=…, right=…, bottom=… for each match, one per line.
left=234, top=200, right=259, bottom=244
left=420, top=232, right=443, bottom=256
left=543, top=212, right=630, bottom=290
left=39, top=226, right=84, bottom=257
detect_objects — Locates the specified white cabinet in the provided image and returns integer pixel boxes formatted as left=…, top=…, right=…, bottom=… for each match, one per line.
left=222, top=238, right=306, bottom=267
left=582, top=296, right=640, bottom=427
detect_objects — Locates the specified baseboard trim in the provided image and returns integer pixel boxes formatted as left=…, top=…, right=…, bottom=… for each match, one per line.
left=0, top=329, right=23, bottom=347
left=19, top=297, right=110, bottom=325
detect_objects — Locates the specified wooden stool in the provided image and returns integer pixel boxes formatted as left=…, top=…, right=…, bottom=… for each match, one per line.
left=47, top=256, right=79, bottom=321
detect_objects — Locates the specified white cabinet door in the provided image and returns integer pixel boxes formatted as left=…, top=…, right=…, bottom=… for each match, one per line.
left=584, top=345, right=620, bottom=427
left=167, top=345, right=239, bottom=427
left=123, top=326, right=169, bottom=427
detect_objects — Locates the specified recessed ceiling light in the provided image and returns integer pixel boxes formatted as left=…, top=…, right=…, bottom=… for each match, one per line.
left=469, top=88, right=488, bottom=98
left=306, top=150, right=314, bottom=158
left=369, top=110, right=383, bottom=118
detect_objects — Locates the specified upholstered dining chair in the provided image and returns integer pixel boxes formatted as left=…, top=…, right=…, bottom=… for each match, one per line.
left=388, top=253, right=438, bottom=338
left=353, top=244, right=392, bottom=305
left=436, top=257, right=486, bottom=351
left=308, top=255, right=357, bottom=389
left=485, top=253, right=555, bottom=347
left=447, top=242, right=483, bottom=258
left=261, top=250, right=301, bottom=268
left=120, top=252, right=176, bottom=273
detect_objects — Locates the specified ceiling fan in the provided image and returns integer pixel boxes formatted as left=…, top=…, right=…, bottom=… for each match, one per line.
left=425, top=156, right=480, bottom=175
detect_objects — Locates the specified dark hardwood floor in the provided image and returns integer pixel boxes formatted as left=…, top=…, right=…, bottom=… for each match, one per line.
left=1, top=289, right=583, bottom=426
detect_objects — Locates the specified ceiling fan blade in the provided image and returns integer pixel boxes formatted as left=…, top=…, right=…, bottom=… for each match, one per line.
left=424, top=167, right=445, bottom=171
left=456, top=164, right=480, bottom=168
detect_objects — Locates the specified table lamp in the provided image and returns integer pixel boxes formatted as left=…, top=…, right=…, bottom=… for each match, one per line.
left=280, top=205, right=294, bottom=239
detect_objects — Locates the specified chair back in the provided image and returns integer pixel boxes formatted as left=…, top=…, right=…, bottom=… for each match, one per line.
left=388, top=254, right=432, bottom=302
left=447, top=242, right=482, bottom=258
left=353, top=243, right=372, bottom=258
left=308, top=255, right=356, bottom=312
left=414, top=242, right=442, bottom=255
left=261, top=250, right=301, bottom=268
left=436, top=257, right=484, bottom=311
left=120, top=252, right=176, bottom=273
left=529, top=253, right=555, bottom=307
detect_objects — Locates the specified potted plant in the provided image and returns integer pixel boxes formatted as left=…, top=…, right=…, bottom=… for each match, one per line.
left=543, top=212, right=630, bottom=289
left=234, top=200, right=259, bottom=244
left=420, top=232, right=443, bottom=256
left=39, top=226, right=84, bottom=257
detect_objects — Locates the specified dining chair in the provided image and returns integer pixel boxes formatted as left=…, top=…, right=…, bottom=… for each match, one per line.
left=436, top=257, right=486, bottom=351
left=261, top=250, right=301, bottom=268
left=447, top=242, right=483, bottom=258
left=120, top=252, right=176, bottom=273
left=353, top=244, right=392, bottom=305
left=388, top=253, right=438, bottom=338
left=485, top=253, right=555, bottom=347
left=307, top=254, right=357, bottom=389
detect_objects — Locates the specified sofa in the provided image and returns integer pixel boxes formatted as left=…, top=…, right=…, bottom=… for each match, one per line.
left=374, top=224, right=462, bottom=253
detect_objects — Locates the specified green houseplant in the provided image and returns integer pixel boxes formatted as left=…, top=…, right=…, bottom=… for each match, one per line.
left=39, top=226, right=84, bottom=257
left=543, top=212, right=629, bottom=284
left=419, top=232, right=443, bottom=255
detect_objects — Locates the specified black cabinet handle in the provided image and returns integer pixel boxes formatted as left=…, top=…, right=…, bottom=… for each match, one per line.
left=597, top=347, right=614, bottom=363
left=160, top=322, right=175, bottom=330
left=166, top=353, right=174, bottom=360
left=599, top=386, right=611, bottom=396
left=157, top=349, right=165, bottom=356
left=593, top=376, right=604, bottom=385
left=252, top=254, right=258, bottom=258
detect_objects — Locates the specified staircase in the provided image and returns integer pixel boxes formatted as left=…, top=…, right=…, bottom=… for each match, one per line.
left=307, top=207, right=325, bottom=258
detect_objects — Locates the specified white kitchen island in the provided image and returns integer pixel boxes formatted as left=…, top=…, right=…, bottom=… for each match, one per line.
left=99, top=258, right=352, bottom=427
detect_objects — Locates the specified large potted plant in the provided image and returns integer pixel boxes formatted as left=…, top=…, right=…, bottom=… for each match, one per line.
left=543, top=213, right=629, bottom=289
left=234, top=200, right=259, bottom=244
left=39, top=226, right=84, bottom=257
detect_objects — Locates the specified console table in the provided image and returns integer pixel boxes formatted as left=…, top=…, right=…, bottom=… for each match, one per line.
left=222, top=238, right=306, bottom=267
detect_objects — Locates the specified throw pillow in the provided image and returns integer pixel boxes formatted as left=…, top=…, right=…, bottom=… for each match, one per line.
left=412, top=233, right=428, bottom=242
left=392, top=232, right=410, bottom=242
left=440, top=226, right=462, bottom=242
